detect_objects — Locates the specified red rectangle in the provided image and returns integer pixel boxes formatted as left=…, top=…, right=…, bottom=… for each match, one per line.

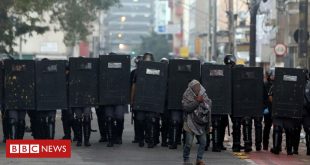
left=6, top=140, right=71, bottom=158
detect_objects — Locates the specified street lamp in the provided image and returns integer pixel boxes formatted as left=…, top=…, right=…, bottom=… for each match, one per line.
left=118, top=33, right=123, bottom=38
left=120, top=16, right=126, bottom=22
left=119, top=44, right=126, bottom=50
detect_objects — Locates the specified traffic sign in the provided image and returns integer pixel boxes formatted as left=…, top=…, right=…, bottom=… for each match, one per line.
left=274, top=43, right=287, bottom=56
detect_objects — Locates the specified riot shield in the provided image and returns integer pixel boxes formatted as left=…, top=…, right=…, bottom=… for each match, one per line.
left=69, top=58, right=98, bottom=107
left=36, top=60, right=67, bottom=110
left=201, top=64, right=231, bottom=115
left=272, top=68, right=305, bottom=118
left=99, top=55, right=130, bottom=105
left=167, top=59, right=201, bottom=110
left=4, top=60, right=35, bottom=110
left=232, top=67, right=263, bottom=117
left=133, top=61, right=168, bottom=113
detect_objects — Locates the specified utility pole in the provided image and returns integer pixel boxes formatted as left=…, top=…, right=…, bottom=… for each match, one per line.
left=298, top=0, right=308, bottom=68
left=208, top=0, right=212, bottom=61
left=211, top=0, right=217, bottom=61
left=249, top=0, right=260, bottom=66
left=228, top=0, right=235, bottom=55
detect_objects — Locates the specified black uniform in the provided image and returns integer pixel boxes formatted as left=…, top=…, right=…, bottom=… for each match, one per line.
left=303, top=79, right=310, bottom=155
left=96, top=107, right=107, bottom=142
left=61, top=107, right=76, bottom=140
left=262, top=80, right=273, bottom=150
left=130, top=69, right=139, bottom=143
left=61, top=68, right=76, bottom=140
left=1, top=108, right=9, bottom=142
left=168, top=109, right=183, bottom=149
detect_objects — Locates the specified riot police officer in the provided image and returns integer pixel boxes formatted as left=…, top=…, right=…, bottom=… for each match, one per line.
left=61, top=64, right=76, bottom=141
left=1, top=108, right=9, bottom=142
left=262, top=69, right=274, bottom=150
left=131, top=55, right=143, bottom=144
left=131, top=52, right=160, bottom=148
left=34, top=58, right=58, bottom=139
left=270, top=68, right=304, bottom=155
left=304, top=71, right=310, bottom=155
left=160, top=57, right=170, bottom=147
left=0, top=62, right=8, bottom=142
left=103, top=52, right=128, bottom=147
left=224, top=55, right=241, bottom=152
left=5, top=60, right=34, bottom=140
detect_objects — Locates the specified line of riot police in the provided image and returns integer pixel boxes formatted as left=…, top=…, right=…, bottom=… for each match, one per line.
left=0, top=53, right=309, bottom=156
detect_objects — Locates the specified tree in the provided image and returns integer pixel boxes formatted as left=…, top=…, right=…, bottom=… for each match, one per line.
left=137, top=32, right=172, bottom=61
left=0, top=0, right=52, bottom=54
left=50, top=0, right=120, bottom=46
left=0, top=0, right=119, bottom=55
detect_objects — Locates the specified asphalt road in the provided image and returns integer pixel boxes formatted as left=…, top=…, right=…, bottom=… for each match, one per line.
left=0, top=110, right=309, bottom=165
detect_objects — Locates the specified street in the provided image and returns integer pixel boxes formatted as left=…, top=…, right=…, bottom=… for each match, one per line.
left=0, top=111, right=310, bottom=165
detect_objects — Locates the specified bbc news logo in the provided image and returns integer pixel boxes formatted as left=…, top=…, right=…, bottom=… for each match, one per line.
left=6, top=140, right=71, bottom=158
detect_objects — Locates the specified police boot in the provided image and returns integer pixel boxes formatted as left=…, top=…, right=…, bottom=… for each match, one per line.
left=62, top=117, right=72, bottom=140
left=212, top=120, right=221, bottom=152
left=75, top=119, right=83, bottom=147
left=305, top=129, right=310, bottom=156
left=147, top=118, right=156, bottom=148
left=42, top=117, right=49, bottom=139
left=243, top=118, right=252, bottom=152
left=232, top=120, right=241, bottom=152
left=263, top=123, right=271, bottom=150
left=132, top=116, right=139, bottom=143
left=9, top=119, right=17, bottom=140
left=254, top=117, right=262, bottom=151
left=161, top=121, right=169, bottom=147
left=270, top=125, right=282, bottom=155
left=219, top=115, right=228, bottom=150
left=154, top=118, right=160, bottom=146
left=2, top=114, right=8, bottom=143
left=83, top=116, right=91, bottom=147
left=72, top=119, right=78, bottom=142
left=99, top=121, right=107, bottom=143
left=285, top=128, right=293, bottom=155
left=293, top=126, right=301, bottom=155
left=47, top=117, right=55, bottom=139
left=106, top=117, right=114, bottom=147
left=97, top=111, right=107, bottom=143
left=17, top=120, right=25, bottom=140
left=136, top=119, right=145, bottom=147
left=169, top=120, right=178, bottom=149
left=115, top=119, right=124, bottom=145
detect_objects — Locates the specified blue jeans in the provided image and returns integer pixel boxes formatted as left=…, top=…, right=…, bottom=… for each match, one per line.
left=183, top=131, right=206, bottom=161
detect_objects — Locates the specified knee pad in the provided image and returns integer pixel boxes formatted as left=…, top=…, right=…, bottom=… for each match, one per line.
left=151, top=117, right=156, bottom=123
left=274, top=125, right=282, bottom=133
left=106, top=116, right=113, bottom=122
left=83, top=115, right=91, bottom=123
left=48, top=116, right=55, bottom=124
left=233, top=120, right=241, bottom=129
left=18, top=120, right=25, bottom=126
left=212, top=119, right=220, bottom=128
left=9, top=118, right=17, bottom=125
left=305, top=127, right=310, bottom=134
